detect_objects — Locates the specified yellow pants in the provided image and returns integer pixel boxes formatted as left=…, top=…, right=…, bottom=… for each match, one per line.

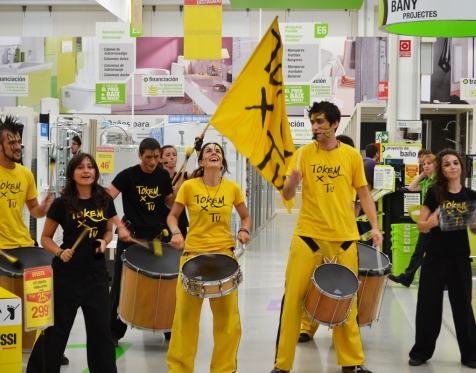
left=166, top=250, right=241, bottom=373
left=274, top=236, right=365, bottom=371
left=300, top=308, right=319, bottom=338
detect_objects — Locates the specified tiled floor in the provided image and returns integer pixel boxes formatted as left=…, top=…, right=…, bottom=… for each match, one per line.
left=21, top=210, right=476, bottom=372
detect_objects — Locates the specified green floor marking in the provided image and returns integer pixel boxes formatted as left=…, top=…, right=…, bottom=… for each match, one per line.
left=65, top=342, right=133, bottom=373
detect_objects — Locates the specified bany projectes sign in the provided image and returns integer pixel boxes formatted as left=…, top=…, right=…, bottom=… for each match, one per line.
left=379, top=0, right=476, bottom=37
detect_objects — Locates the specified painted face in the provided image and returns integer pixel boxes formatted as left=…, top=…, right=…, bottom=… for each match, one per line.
left=310, top=113, right=334, bottom=140
left=139, top=149, right=161, bottom=173
left=74, top=157, right=95, bottom=187
left=1, top=131, right=22, bottom=163
left=161, top=148, right=177, bottom=168
left=441, top=155, right=461, bottom=179
left=201, top=144, right=223, bottom=168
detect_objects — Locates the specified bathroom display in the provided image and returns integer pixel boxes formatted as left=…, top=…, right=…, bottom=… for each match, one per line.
left=49, top=117, right=87, bottom=192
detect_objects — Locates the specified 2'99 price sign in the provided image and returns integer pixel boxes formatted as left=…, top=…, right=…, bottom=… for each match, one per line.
left=24, top=265, right=54, bottom=331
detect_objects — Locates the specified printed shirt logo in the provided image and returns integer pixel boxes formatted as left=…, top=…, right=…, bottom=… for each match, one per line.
left=194, top=194, right=228, bottom=223
left=311, top=163, right=343, bottom=193
left=0, top=180, right=24, bottom=208
left=71, top=209, right=107, bottom=238
left=136, top=185, right=161, bottom=211
left=441, top=200, right=469, bottom=228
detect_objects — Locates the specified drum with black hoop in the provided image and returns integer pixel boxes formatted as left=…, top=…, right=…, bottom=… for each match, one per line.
left=0, top=247, right=54, bottom=351
left=304, top=263, right=359, bottom=327
left=119, top=243, right=182, bottom=331
left=357, top=243, right=391, bottom=326
left=181, top=253, right=243, bottom=298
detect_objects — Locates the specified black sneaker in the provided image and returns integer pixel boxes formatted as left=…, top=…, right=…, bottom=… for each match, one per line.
left=342, top=365, right=372, bottom=373
left=61, top=354, right=69, bottom=365
left=164, top=331, right=171, bottom=341
left=270, top=368, right=289, bottom=373
left=409, top=358, right=424, bottom=366
left=298, top=333, right=311, bottom=343
left=465, top=361, right=476, bottom=369
left=388, top=274, right=411, bottom=287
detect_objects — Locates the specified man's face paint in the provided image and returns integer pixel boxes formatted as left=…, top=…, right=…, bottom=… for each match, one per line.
left=2, top=132, right=22, bottom=162
left=311, top=113, right=333, bottom=139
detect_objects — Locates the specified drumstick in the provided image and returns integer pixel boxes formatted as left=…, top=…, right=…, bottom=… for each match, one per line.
left=70, top=226, right=89, bottom=251
left=130, top=237, right=149, bottom=249
left=171, top=161, right=186, bottom=185
left=0, top=249, right=22, bottom=269
left=199, top=122, right=211, bottom=139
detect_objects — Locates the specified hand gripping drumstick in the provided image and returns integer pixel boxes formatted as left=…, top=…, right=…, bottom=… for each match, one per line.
left=0, top=249, right=22, bottom=269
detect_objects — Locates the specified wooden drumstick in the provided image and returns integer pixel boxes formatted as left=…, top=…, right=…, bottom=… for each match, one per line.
left=129, top=237, right=149, bottom=249
left=71, top=226, right=89, bottom=251
left=47, top=155, right=56, bottom=195
left=199, top=122, right=211, bottom=139
left=172, top=146, right=194, bottom=185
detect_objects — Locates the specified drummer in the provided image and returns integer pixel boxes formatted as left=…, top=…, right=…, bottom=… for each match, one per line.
left=270, top=102, right=382, bottom=373
left=0, top=115, right=53, bottom=249
left=108, top=138, right=177, bottom=345
left=26, top=153, right=117, bottom=373
left=166, top=142, right=251, bottom=373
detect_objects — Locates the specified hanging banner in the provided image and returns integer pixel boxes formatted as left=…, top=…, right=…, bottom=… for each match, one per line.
left=379, top=0, right=476, bottom=37
left=96, top=146, right=115, bottom=174
left=184, top=0, right=222, bottom=60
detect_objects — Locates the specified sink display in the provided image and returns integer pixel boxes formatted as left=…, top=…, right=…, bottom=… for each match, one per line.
left=0, top=62, right=53, bottom=74
left=191, top=77, right=231, bottom=92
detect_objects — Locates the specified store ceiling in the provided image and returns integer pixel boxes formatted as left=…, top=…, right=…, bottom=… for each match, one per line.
left=360, top=105, right=472, bottom=123
left=229, top=0, right=363, bottom=9
left=0, top=0, right=231, bottom=5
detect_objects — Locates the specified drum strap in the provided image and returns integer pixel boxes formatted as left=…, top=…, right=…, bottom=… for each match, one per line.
left=340, top=241, right=353, bottom=251
left=299, top=236, right=320, bottom=252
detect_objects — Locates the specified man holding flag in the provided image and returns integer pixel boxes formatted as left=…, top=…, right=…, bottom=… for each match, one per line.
left=271, top=101, right=382, bottom=373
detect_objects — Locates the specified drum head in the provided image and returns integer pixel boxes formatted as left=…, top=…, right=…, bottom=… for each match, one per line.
left=357, top=243, right=391, bottom=276
left=182, top=254, right=238, bottom=282
left=313, top=263, right=358, bottom=296
left=122, top=243, right=182, bottom=279
left=0, top=247, right=54, bottom=275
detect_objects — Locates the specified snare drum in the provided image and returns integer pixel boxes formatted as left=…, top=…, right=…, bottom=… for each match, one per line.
left=304, top=263, right=359, bottom=327
left=0, top=247, right=54, bottom=351
left=357, top=243, right=391, bottom=326
left=119, top=243, right=182, bottom=331
left=181, top=253, right=243, bottom=298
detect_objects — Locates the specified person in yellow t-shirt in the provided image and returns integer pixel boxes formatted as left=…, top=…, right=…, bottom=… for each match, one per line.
left=166, top=142, right=251, bottom=373
left=270, top=102, right=383, bottom=373
left=0, top=116, right=53, bottom=249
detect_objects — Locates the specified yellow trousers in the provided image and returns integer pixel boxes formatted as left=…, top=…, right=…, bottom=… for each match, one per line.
left=167, top=250, right=241, bottom=373
left=300, top=308, right=319, bottom=338
left=274, top=236, right=365, bottom=371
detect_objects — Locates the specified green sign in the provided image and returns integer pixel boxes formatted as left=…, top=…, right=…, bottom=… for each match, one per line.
left=130, top=24, right=143, bottom=38
left=314, top=24, right=329, bottom=38
left=284, top=85, right=310, bottom=106
left=96, top=84, right=126, bottom=104
left=375, top=131, right=389, bottom=143
left=229, top=0, right=363, bottom=9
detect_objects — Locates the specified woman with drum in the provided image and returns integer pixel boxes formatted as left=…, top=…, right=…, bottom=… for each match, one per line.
left=409, top=149, right=476, bottom=369
left=166, top=142, right=251, bottom=373
left=27, top=153, right=117, bottom=373
left=389, top=152, right=436, bottom=287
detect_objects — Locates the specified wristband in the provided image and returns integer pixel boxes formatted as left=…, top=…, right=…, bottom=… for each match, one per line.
left=101, top=238, right=109, bottom=245
left=57, top=250, right=63, bottom=258
left=238, top=228, right=250, bottom=235
left=171, top=229, right=182, bottom=235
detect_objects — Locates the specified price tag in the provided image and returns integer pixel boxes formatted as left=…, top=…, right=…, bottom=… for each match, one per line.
left=23, top=266, right=54, bottom=331
left=96, top=146, right=115, bottom=174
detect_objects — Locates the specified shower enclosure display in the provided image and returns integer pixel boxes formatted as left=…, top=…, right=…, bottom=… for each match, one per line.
left=49, top=116, right=88, bottom=192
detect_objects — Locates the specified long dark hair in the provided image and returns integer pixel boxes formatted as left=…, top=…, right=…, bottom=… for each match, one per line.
left=430, top=149, right=466, bottom=204
left=60, top=153, right=110, bottom=214
left=191, top=142, right=229, bottom=178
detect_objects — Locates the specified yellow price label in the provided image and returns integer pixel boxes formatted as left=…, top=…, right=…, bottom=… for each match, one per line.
left=23, top=266, right=54, bottom=331
left=96, top=146, right=115, bottom=174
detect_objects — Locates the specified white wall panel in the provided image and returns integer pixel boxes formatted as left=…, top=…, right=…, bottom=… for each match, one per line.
left=223, top=9, right=251, bottom=37
left=0, top=11, right=23, bottom=36
left=151, top=9, right=183, bottom=36
left=23, top=11, right=54, bottom=37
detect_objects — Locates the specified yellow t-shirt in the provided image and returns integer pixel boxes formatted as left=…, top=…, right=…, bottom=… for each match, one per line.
left=175, top=177, right=245, bottom=252
left=0, top=164, right=38, bottom=249
left=288, top=142, right=367, bottom=241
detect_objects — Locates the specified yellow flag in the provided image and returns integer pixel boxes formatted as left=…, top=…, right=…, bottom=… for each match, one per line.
left=210, top=17, right=295, bottom=213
